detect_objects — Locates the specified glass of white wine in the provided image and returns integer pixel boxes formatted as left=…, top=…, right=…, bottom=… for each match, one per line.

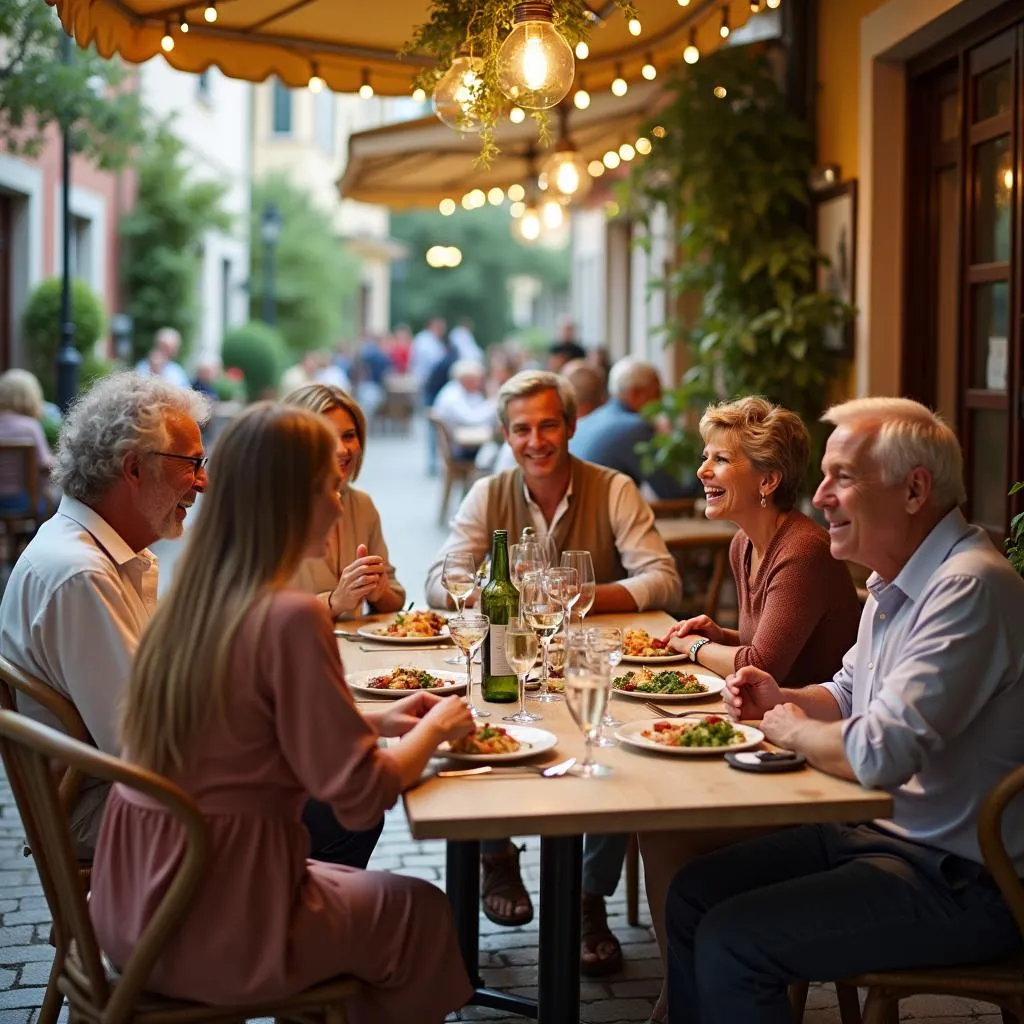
left=441, top=552, right=476, bottom=665
left=560, top=550, right=596, bottom=631
left=521, top=571, right=564, bottom=704
left=544, top=566, right=580, bottom=649
left=510, top=541, right=547, bottom=593
left=503, top=616, right=541, bottom=724
left=448, top=613, right=490, bottom=719
left=564, top=666, right=613, bottom=778
left=586, top=626, right=624, bottom=747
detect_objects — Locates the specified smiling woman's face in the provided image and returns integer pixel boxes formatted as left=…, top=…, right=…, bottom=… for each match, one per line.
left=323, top=406, right=362, bottom=488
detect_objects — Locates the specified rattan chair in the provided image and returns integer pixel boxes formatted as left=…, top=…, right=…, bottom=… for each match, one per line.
left=0, top=711, right=361, bottom=1024
left=429, top=411, right=478, bottom=525
left=791, top=764, right=1024, bottom=1024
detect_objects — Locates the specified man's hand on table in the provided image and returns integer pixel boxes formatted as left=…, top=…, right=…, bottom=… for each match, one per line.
left=760, top=703, right=808, bottom=747
left=723, top=666, right=784, bottom=721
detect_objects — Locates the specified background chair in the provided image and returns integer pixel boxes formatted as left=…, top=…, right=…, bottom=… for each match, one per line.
left=428, top=412, right=478, bottom=526
left=0, top=711, right=361, bottom=1024
left=0, top=440, right=41, bottom=574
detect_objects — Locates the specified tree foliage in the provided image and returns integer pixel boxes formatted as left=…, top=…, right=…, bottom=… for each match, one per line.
left=389, top=205, right=570, bottom=346
left=0, top=0, right=144, bottom=169
left=119, top=121, right=232, bottom=361
left=221, top=321, right=289, bottom=400
left=248, top=174, right=362, bottom=359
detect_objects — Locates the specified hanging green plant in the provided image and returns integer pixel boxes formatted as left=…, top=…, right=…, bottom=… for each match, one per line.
left=403, top=0, right=637, bottom=165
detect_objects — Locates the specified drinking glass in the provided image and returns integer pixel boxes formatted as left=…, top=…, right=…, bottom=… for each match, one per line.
left=510, top=542, right=546, bottom=593
left=521, top=571, right=564, bottom=704
left=442, top=552, right=476, bottom=664
left=560, top=550, right=596, bottom=630
left=586, top=626, right=624, bottom=747
left=564, top=666, right=613, bottom=778
left=544, top=566, right=580, bottom=648
left=503, top=616, right=542, bottom=724
left=448, top=613, right=490, bottom=719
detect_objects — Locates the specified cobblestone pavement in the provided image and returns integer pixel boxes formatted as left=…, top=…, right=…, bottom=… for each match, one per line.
left=0, top=418, right=1005, bottom=1023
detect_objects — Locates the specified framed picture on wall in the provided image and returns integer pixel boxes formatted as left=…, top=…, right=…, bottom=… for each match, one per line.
left=813, top=180, right=858, bottom=358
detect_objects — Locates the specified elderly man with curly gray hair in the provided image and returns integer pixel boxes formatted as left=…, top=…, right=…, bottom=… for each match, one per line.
left=0, top=371, right=210, bottom=853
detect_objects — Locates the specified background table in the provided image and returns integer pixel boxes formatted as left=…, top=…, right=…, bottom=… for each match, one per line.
left=654, top=519, right=736, bottom=619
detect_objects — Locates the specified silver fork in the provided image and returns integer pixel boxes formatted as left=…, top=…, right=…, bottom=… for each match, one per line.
left=437, top=757, right=577, bottom=779
left=642, top=701, right=719, bottom=720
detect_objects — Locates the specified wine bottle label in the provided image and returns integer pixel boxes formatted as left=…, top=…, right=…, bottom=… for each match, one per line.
left=488, top=624, right=512, bottom=676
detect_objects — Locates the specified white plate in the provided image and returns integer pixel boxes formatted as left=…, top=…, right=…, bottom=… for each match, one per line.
left=356, top=622, right=451, bottom=644
left=438, top=725, right=558, bottom=763
left=620, top=651, right=690, bottom=665
left=347, top=668, right=466, bottom=699
left=616, top=717, right=764, bottom=756
left=611, top=671, right=725, bottom=702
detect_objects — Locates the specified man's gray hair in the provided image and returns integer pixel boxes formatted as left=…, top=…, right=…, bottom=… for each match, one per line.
left=53, top=372, right=211, bottom=502
left=822, top=397, right=966, bottom=508
left=497, top=369, right=576, bottom=429
left=608, top=357, right=661, bottom=399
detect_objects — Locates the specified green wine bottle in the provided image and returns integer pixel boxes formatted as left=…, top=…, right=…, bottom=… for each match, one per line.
left=482, top=529, right=519, bottom=703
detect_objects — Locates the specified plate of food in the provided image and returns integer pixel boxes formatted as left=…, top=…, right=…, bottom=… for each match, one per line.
left=347, top=667, right=466, bottom=698
left=356, top=610, right=450, bottom=644
left=612, top=667, right=725, bottom=702
left=620, top=628, right=689, bottom=664
left=616, top=715, right=763, bottom=756
left=438, top=724, right=558, bottom=763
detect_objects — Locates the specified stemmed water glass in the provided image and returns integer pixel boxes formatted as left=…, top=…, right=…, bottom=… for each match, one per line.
left=560, top=551, right=595, bottom=631
left=510, top=541, right=547, bottom=593
left=564, top=664, right=613, bottom=778
left=521, top=571, right=564, bottom=704
left=502, top=616, right=541, bottom=724
left=586, top=626, right=624, bottom=748
left=442, top=552, right=476, bottom=664
left=544, top=566, right=580, bottom=648
left=448, top=613, right=490, bottom=719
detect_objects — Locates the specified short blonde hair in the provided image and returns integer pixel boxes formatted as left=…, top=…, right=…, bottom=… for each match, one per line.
left=282, top=383, right=367, bottom=482
left=822, top=397, right=966, bottom=508
left=497, top=370, right=576, bottom=430
left=699, top=396, right=810, bottom=512
left=0, top=369, right=45, bottom=420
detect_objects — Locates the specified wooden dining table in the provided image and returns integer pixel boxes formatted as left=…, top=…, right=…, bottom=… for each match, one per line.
left=338, top=610, right=892, bottom=1024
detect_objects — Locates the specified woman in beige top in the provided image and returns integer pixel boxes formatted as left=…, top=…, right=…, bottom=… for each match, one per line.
left=283, top=384, right=405, bottom=618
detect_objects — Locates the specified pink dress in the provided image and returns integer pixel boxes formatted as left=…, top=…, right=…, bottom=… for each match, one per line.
left=89, top=591, right=472, bottom=1024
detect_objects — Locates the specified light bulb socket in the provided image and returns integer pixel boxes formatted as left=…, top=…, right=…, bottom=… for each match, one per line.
left=512, top=1, right=554, bottom=25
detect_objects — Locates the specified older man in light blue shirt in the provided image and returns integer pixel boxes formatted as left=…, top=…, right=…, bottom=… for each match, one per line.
left=664, top=397, right=1024, bottom=1024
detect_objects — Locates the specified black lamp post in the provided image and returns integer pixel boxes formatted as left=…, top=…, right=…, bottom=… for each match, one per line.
left=56, top=29, right=81, bottom=411
left=260, top=202, right=282, bottom=325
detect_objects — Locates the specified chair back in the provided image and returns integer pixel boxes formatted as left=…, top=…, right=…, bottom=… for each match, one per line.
left=428, top=411, right=460, bottom=465
left=0, top=712, right=210, bottom=1024
left=648, top=497, right=698, bottom=519
left=0, top=654, right=93, bottom=808
left=0, top=440, right=38, bottom=524
left=978, top=763, right=1024, bottom=941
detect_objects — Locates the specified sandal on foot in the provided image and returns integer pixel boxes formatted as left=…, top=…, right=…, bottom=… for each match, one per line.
left=481, top=845, right=533, bottom=927
left=580, top=892, right=623, bottom=978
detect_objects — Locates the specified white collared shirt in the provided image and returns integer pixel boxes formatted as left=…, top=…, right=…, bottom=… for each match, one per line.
left=425, top=469, right=681, bottom=612
left=0, top=495, right=158, bottom=756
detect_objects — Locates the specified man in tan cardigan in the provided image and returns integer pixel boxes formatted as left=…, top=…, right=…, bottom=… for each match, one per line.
left=425, top=369, right=681, bottom=977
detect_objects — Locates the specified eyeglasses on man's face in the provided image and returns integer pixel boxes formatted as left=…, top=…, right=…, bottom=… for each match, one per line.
left=149, top=451, right=209, bottom=474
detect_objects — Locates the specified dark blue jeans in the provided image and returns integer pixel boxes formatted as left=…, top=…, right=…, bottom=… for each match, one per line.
left=301, top=799, right=384, bottom=868
left=666, top=822, right=1020, bottom=1024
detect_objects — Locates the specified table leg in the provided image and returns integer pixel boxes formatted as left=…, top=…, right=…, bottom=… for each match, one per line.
left=446, top=840, right=537, bottom=1019
left=539, top=834, right=583, bottom=1024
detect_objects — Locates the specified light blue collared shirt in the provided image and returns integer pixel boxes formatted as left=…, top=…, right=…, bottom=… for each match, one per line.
left=822, top=509, right=1024, bottom=870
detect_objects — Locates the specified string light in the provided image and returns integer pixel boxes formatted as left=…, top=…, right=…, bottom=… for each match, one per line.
left=627, top=18, right=642, bottom=36
left=358, top=70, right=373, bottom=98
left=683, top=29, right=699, bottom=64
left=750, top=0, right=762, bottom=10
left=652, top=125, right=667, bottom=139
left=179, top=15, right=189, bottom=33
left=541, top=199, right=563, bottom=230
left=510, top=201, right=526, bottom=218
left=439, top=198, right=456, bottom=216
left=714, top=85, right=728, bottom=99
left=160, top=23, right=175, bottom=51
left=618, top=142, right=636, bottom=161
left=509, top=105, right=526, bottom=123
left=308, top=63, right=325, bottom=93
left=488, top=187, right=506, bottom=205
left=575, top=40, right=589, bottom=59
left=766, top=0, right=781, bottom=7
left=588, top=160, right=605, bottom=177
left=677, top=0, right=691, bottom=5
left=573, top=76, right=590, bottom=109
left=507, top=183, right=526, bottom=202
left=602, top=149, right=621, bottom=169
left=203, top=2, right=217, bottom=22
left=635, top=137, right=652, bottom=155
left=720, top=6, right=731, bottom=39
left=496, top=1, right=575, bottom=110
left=611, top=64, right=627, bottom=97
left=412, top=87, right=426, bottom=103
left=642, top=55, right=657, bottom=80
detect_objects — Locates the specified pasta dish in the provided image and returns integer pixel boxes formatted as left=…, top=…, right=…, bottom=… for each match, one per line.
left=613, top=668, right=708, bottom=695
left=641, top=715, right=744, bottom=748
left=449, top=724, right=522, bottom=755
left=383, top=611, right=447, bottom=638
left=623, top=629, right=674, bottom=658
left=367, top=667, right=449, bottom=691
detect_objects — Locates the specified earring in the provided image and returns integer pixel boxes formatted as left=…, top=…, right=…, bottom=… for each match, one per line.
left=759, top=493, right=767, bottom=509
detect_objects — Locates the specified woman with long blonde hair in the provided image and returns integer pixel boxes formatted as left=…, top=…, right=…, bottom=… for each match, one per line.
left=89, top=403, right=473, bottom=1023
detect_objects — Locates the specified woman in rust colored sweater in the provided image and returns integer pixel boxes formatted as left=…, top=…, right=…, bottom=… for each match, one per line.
left=641, top=396, right=860, bottom=1023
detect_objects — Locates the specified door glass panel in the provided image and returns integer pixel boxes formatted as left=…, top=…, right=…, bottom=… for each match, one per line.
left=935, top=168, right=959, bottom=422
left=971, top=281, right=1009, bottom=392
left=970, top=408, right=1007, bottom=531
left=939, top=92, right=959, bottom=142
left=973, top=136, right=1013, bottom=263
left=974, top=62, right=1013, bottom=121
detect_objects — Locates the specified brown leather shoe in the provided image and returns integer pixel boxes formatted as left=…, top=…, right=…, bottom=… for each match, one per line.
left=481, top=844, right=534, bottom=927
left=580, top=891, right=623, bottom=977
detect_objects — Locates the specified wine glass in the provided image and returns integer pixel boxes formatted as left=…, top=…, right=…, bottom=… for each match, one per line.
left=442, top=552, right=476, bottom=664
left=502, top=616, right=541, bottom=724
left=586, top=626, right=624, bottom=748
left=544, top=566, right=580, bottom=648
left=560, top=551, right=595, bottom=630
left=564, top=665, right=613, bottom=778
left=510, top=541, right=546, bottom=593
left=448, top=613, right=490, bottom=719
left=521, top=571, right=564, bottom=704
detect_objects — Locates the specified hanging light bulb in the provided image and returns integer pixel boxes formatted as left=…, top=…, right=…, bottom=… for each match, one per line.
left=203, top=2, right=217, bottom=22
left=160, top=23, right=175, bottom=51
left=683, top=29, right=700, bottom=65
left=439, top=198, right=456, bottom=216
left=602, top=150, right=621, bottom=170
left=308, top=63, right=325, bottom=93
left=642, top=55, right=657, bottom=80
left=635, top=137, right=652, bottom=155
left=541, top=198, right=563, bottom=230
left=611, top=64, right=627, bottom=97
left=766, top=0, right=781, bottom=7
left=618, top=142, right=636, bottom=161
left=588, top=160, right=605, bottom=177
left=750, top=0, right=762, bottom=10
left=714, top=85, right=728, bottom=99
left=179, top=15, right=189, bottom=33
left=575, top=40, right=589, bottom=59
left=510, top=201, right=526, bottom=218
left=514, top=203, right=543, bottom=243
left=541, top=142, right=592, bottom=202
left=412, top=87, right=426, bottom=103
left=627, top=18, right=642, bottom=36
left=677, top=0, right=691, bottom=5
left=432, top=56, right=486, bottom=133
left=488, top=187, right=506, bottom=205
left=509, top=106, right=526, bottom=123
left=496, top=1, right=575, bottom=110
left=573, top=81, right=590, bottom=109
left=720, top=6, right=731, bottom=38
left=508, top=183, right=526, bottom=202
left=358, top=70, right=373, bottom=98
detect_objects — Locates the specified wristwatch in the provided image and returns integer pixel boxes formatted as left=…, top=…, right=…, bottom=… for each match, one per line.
left=688, top=637, right=711, bottom=664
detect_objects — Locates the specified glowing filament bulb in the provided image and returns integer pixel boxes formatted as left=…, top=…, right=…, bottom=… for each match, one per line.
left=555, top=161, right=580, bottom=195
left=522, top=32, right=550, bottom=91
